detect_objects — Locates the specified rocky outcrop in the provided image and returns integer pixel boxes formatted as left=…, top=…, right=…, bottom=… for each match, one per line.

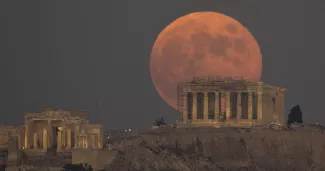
left=102, top=126, right=325, bottom=171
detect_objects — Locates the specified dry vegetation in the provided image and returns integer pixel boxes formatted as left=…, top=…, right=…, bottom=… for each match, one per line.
left=103, top=126, right=325, bottom=171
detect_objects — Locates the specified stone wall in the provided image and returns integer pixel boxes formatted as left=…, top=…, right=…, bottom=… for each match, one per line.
left=71, top=149, right=117, bottom=170
left=105, top=127, right=325, bottom=170
left=262, top=86, right=285, bottom=124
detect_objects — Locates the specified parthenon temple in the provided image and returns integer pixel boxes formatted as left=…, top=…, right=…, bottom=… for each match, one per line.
left=0, top=108, right=103, bottom=151
left=177, top=77, right=286, bottom=127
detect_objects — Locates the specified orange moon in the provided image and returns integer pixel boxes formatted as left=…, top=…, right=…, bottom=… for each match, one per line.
left=150, top=11, right=262, bottom=110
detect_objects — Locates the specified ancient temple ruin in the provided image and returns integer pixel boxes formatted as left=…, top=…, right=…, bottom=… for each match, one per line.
left=0, top=108, right=103, bottom=151
left=177, top=77, right=286, bottom=127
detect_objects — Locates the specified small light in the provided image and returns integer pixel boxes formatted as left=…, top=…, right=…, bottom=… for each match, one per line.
left=107, top=136, right=110, bottom=139
left=129, top=129, right=132, bottom=132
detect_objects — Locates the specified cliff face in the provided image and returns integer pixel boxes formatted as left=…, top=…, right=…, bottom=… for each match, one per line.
left=104, top=126, right=325, bottom=171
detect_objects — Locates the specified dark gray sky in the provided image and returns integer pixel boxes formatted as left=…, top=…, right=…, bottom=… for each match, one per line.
left=0, top=1, right=324, bottom=130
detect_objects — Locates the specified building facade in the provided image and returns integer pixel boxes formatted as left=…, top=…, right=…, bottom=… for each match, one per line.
left=0, top=108, right=104, bottom=151
left=177, top=77, right=286, bottom=127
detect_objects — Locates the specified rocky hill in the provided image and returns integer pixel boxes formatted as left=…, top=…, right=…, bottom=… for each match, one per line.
left=102, top=124, right=325, bottom=171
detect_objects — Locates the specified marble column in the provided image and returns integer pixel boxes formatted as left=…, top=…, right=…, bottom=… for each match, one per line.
left=80, top=136, right=83, bottom=148
left=18, top=135, right=21, bottom=149
left=57, top=127, right=62, bottom=150
left=203, top=92, right=209, bottom=120
left=192, top=92, right=197, bottom=121
left=81, top=136, right=85, bottom=148
left=75, top=136, right=78, bottom=148
left=95, top=134, right=99, bottom=149
left=257, top=92, right=263, bottom=120
left=98, top=130, right=103, bottom=149
left=225, top=92, right=231, bottom=119
left=75, top=126, right=79, bottom=148
left=91, top=135, right=95, bottom=148
left=78, top=136, right=81, bottom=148
left=182, top=92, right=188, bottom=123
left=42, top=128, right=47, bottom=151
left=67, top=129, right=71, bottom=148
left=33, top=133, right=38, bottom=149
left=85, top=136, right=88, bottom=148
left=248, top=92, right=253, bottom=120
left=214, top=92, right=220, bottom=121
left=237, top=92, right=242, bottom=120
left=62, top=126, right=66, bottom=148
left=24, top=121, right=29, bottom=149
left=38, top=126, right=42, bottom=149
left=47, top=120, right=52, bottom=148
left=79, top=136, right=82, bottom=148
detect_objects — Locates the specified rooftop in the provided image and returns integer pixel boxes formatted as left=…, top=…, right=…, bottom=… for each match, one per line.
left=178, top=76, right=285, bottom=91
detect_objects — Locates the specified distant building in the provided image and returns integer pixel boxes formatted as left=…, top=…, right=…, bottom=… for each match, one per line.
left=177, top=77, right=286, bottom=127
left=0, top=108, right=104, bottom=152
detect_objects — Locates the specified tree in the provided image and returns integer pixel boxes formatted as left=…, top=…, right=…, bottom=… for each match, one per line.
left=81, top=163, right=93, bottom=171
left=63, top=163, right=93, bottom=171
left=287, top=104, right=303, bottom=125
left=153, top=118, right=167, bottom=126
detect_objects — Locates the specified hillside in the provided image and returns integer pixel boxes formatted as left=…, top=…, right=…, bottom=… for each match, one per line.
left=102, top=124, right=325, bottom=171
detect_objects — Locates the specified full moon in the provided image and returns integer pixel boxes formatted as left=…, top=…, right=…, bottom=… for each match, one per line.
left=150, top=11, right=262, bottom=110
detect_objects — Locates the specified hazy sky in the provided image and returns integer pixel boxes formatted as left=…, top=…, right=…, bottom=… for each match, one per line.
left=0, top=1, right=324, bottom=130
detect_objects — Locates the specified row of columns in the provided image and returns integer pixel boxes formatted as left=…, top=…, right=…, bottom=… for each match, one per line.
left=182, top=91, right=263, bottom=122
left=27, top=127, right=72, bottom=150
left=26, top=129, right=99, bottom=150
left=24, top=120, right=102, bottom=150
